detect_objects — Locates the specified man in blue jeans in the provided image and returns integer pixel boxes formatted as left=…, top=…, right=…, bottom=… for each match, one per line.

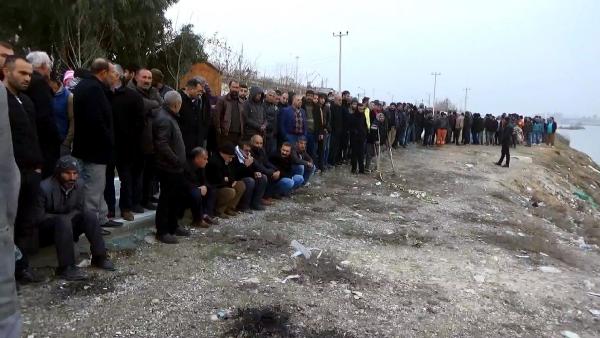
left=269, top=143, right=304, bottom=197
left=292, top=137, right=316, bottom=186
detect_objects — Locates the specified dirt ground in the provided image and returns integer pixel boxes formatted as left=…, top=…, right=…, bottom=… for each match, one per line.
left=19, top=140, right=600, bottom=338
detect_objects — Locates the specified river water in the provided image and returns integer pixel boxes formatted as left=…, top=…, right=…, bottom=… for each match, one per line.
left=558, top=125, right=600, bottom=165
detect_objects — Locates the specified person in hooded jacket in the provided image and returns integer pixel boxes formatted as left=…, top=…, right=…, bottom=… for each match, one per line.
left=462, top=111, right=472, bottom=145
left=347, top=100, right=368, bottom=174
left=263, top=90, right=279, bottom=156
left=496, top=117, right=514, bottom=168
left=328, top=94, right=345, bottom=166
left=243, top=86, right=266, bottom=141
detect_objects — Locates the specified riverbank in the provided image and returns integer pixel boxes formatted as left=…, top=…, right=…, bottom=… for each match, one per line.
left=18, top=139, right=600, bottom=337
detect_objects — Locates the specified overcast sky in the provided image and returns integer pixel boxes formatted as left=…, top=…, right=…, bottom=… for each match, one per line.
left=167, top=0, right=599, bottom=116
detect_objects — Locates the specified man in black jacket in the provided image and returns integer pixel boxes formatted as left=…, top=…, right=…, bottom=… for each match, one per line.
left=36, top=156, right=115, bottom=281
left=269, top=143, right=304, bottom=195
left=206, top=143, right=246, bottom=218
left=128, top=69, right=163, bottom=210
left=183, top=147, right=217, bottom=228
left=348, top=100, right=368, bottom=174
left=152, top=90, right=190, bottom=244
left=264, top=89, right=279, bottom=156
left=3, top=56, right=44, bottom=283
left=72, top=58, right=122, bottom=229
left=110, top=64, right=145, bottom=221
left=177, top=77, right=208, bottom=158
left=233, top=140, right=268, bottom=211
left=25, top=51, right=61, bottom=178
left=328, top=94, right=345, bottom=166
left=496, top=117, right=513, bottom=168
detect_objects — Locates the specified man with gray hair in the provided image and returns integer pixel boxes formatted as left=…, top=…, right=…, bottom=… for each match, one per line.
left=152, top=90, right=190, bottom=244
left=72, top=58, right=122, bottom=228
left=108, top=64, right=145, bottom=221
left=25, top=51, right=61, bottom=178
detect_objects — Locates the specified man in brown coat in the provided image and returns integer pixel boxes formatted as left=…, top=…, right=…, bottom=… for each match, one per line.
left=214, top=80, right=244, bottom=147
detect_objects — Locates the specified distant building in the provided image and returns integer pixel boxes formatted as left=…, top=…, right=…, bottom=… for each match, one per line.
left=180, top=62, right=222, bottom=96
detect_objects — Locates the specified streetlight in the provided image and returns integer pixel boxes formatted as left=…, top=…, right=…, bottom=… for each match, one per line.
left=431, top=72, right=441, bottom=115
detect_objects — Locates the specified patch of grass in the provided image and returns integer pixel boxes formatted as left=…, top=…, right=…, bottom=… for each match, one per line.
left=341, top=226, right=432, bottom=247
left=489, top=191, right=514, bottom=204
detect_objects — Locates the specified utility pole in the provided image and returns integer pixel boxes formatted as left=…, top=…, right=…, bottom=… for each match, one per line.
left=333, top=31, right=349, bottom=93
left=431, top=72, right=441, bottom=115
left=464, top=87, right=471, bottom=113
left=426, top=92, right=431, bottom=106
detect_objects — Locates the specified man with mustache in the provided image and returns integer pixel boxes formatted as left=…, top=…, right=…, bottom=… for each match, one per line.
left=36, top=156, right=115, bottom=281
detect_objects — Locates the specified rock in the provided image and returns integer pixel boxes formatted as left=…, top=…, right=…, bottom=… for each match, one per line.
left=465, top=163, right=474, bottom=168
left=83, top=285, right=91, bottom=290
left=474, top=275, right=485, bottom=283
left=375, top=182, right=382, bottom=186
left=589, top=309, right=600, bottom=316
left=583, top=280, right=595, bottom=290
left=210, top=314, right=219, bottom=321
left=538, top=266, right=561, bottom=273
left=340, top=260, right=351, bottom=266
left=151, top=298, right=159, bottom=304
left=561, top=331, right=580, bottom=338
left=389, top=192, right=400, bottom=198
left=241, top=277, right=260, bottom=285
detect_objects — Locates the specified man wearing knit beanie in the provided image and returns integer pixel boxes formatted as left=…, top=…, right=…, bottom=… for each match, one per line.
left=35, top=155, right=116, bottom=281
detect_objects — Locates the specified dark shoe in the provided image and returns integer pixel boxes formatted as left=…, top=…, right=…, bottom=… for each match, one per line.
left=251, top=204, right=266, bottom=211
left=157, top=233, right=179, bottom=244
left=102, top=220, right=123, bottom=228
left=261, top=198, right=273, bottom=206
left=107, top=211, right=115, bottom=219
left=16, top=267, right=43, bottom=284
left=271, top=194, right=282, bottom=200
left=101, top=229, right=111, bottom=236
left=495, top=162, right=502, bottom=166
left=121, top=211, right=134, bottom=222
left=174, top=227, right=191, bottom=237
left=150, top=196, right=159, bottom=203
left=91, top=256, right=116, bottom=271
left=131, top=205, right=145, bottom=213
left=57, top=265, right=88, bottom=281
left=203, top=216, right=219, bottom=225
left=191, top=220, right=210, bottom=228
left=238, top=208, right=254, bottom=214
left=216, top=212, right=230, bottom=219
left=225, top=209, right=238, bottom=217
left=502, top=164, right=510, bottom=168
left=143, top=203, right=157, bottom=211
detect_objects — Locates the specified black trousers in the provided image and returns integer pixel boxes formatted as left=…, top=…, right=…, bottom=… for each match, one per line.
left=38, top=211, right=106, bottom=268
left=329, top=132, right=342, bottom=165
left=350, top=137, right=365, bottom=173
left=499, top=144, right=510, bottom=166
left=239, top=176, right=267, bottom=210
left=116, top=158, right=144, bottom=211
left=156, top=170, right=185, bottom=236
left=142, top=154, right=158, bottom=205
left=15, top=169, right=42, bottom=253
left=453, top=128, right=462, bottom=145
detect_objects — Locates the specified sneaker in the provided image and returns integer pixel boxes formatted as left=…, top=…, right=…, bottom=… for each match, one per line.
left=15, top=267, right=44, bottom=284
left=143, top=203, right=157, bottom=211
left=102, top=220, right=123, bottom=228
left=157, top=233, right=179, bottom=244
left=101, top=229, right=111, bottom=236
left=131, top=205, right=145, bottom=213
left=251, top=204, right=266, bottom=211
left=502, top=164, right=510, bottom=168
left=174, top=227, right=191, bottom=237
left=121, top=211, right=134, bottom=221
left=91, top=256, right=116, bottom=271
left=56, top=265, right=88, bottom=281
left=495, top=162, right=502, bottom=166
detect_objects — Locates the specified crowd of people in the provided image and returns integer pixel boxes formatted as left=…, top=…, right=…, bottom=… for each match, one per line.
left=0, top=40, right=561, bottom=336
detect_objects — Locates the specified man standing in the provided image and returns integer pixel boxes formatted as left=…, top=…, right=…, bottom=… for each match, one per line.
left=239, top=83, right=249, bottom=101
left=3, top=56, right=44, bottom=281
left=263, top=89, right=279, bottom=156
left=545, top=117, right=558, bottom=147
left=128, top=68, right=163, bottom=210
left=153, top=90, right=190, bottom=244
left=25, top=51, right=61, bottom=178
left=110, top=64, right=145, bottom=221
left=0, top=80, right=22, bottom=338
left=328, top=94, right=345, bottom=166
left=150, top=68, right=173, bottom=98
left=317, top=93, right=331, bottom=170
left=302, top=90, right=320, bottom=162
left=177, top=77, right=208, bottom=158
left=242, top=86, right=266, bottom=141
left=496, top=117, right=513, bottom=168
left=280, top=94, right=307, bottom=145
left=36, top=156, right=115, bottom=280
left=214, top=80, right=244, bottom=147
left=348, top=100, right=368, bottom=174
left=454, top=112, right=464, bottom=145
left=72, top=58, right=122, bottom=228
